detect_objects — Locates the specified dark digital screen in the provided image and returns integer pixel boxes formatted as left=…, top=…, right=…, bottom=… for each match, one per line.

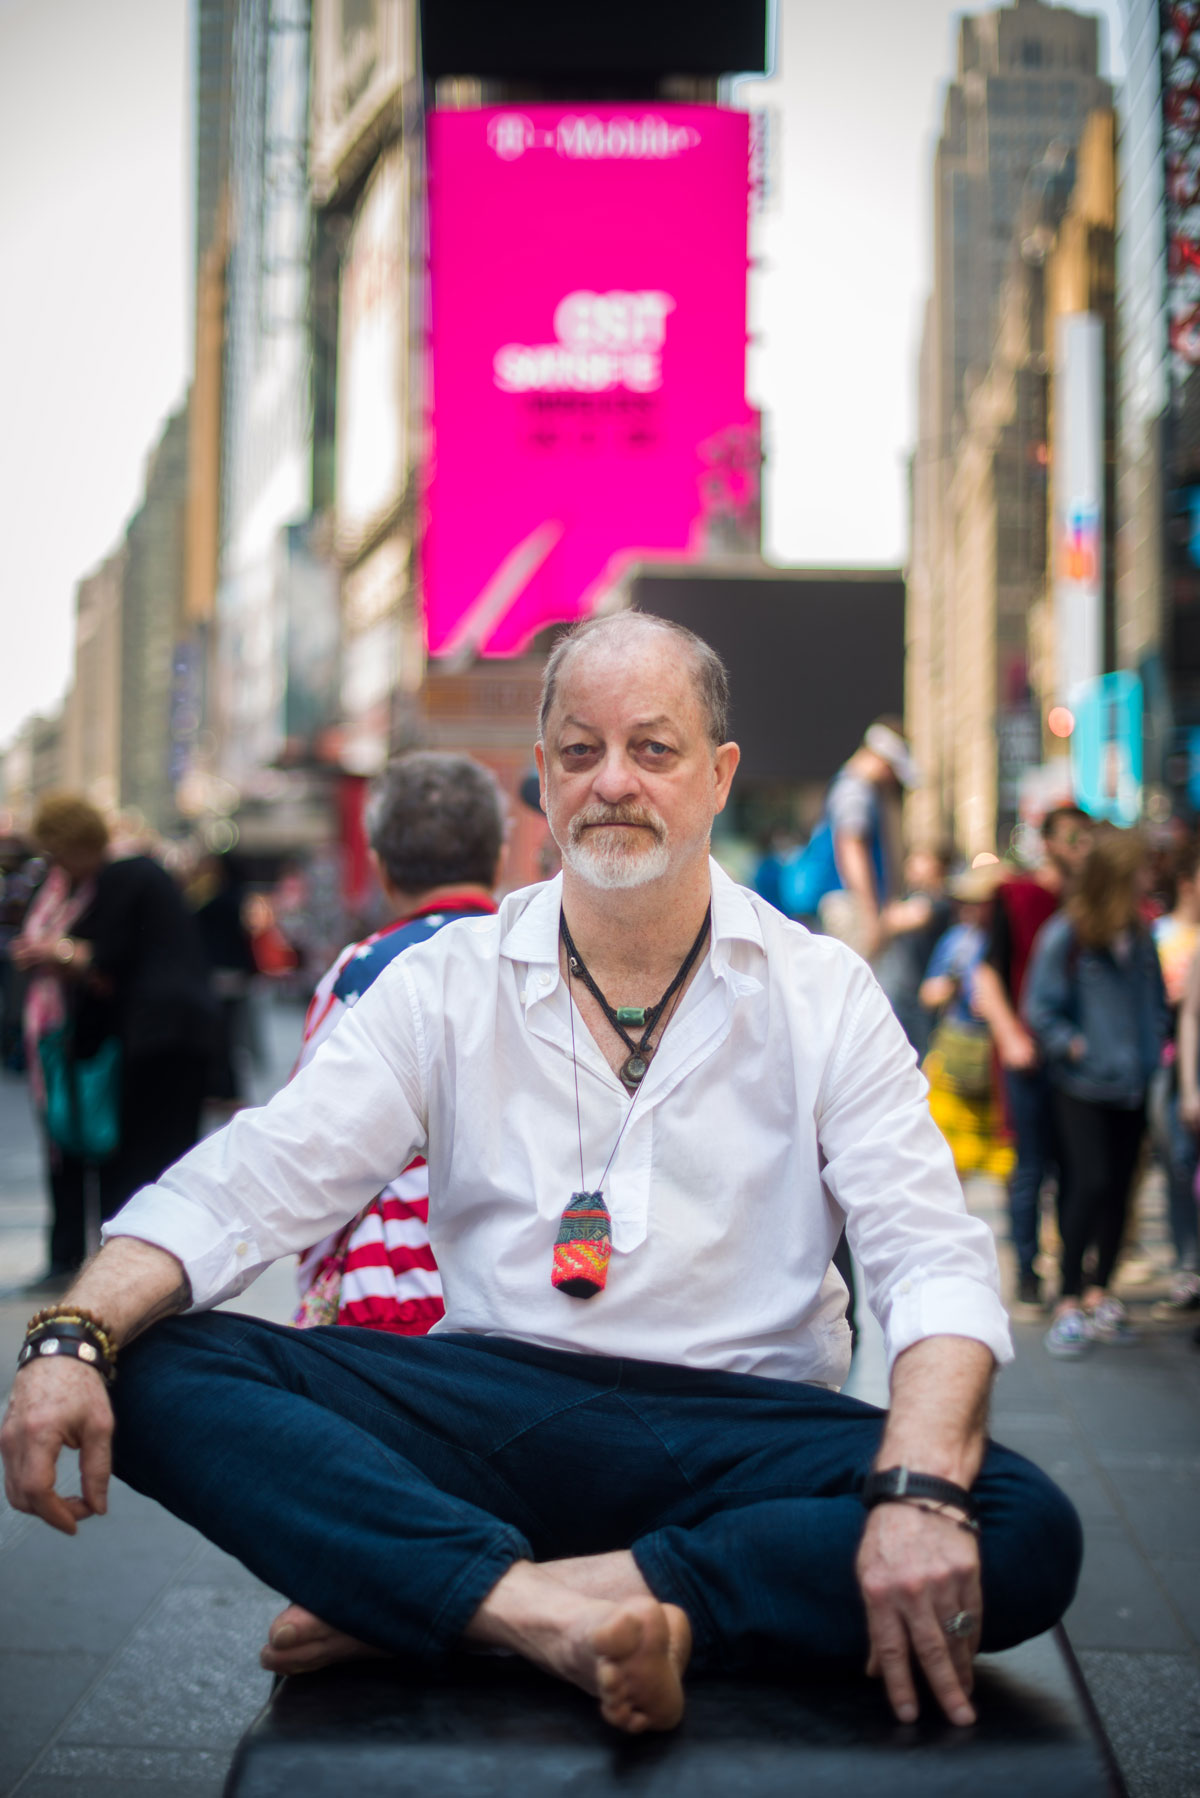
left=419, top=1, right=769, bottom=81
left=627, top=569, right=906, bottom=783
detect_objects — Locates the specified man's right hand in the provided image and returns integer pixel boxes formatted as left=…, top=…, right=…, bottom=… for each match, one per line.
left=996, top=1025, right=1038, bottom=1071
left=1181, top=1089, right=1200, bottom=1133
left=1, top=1357, right=114, bottom=1534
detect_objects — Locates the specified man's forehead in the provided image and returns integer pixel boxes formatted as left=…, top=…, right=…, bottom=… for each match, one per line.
left=554, top=709, right=680, bottom=736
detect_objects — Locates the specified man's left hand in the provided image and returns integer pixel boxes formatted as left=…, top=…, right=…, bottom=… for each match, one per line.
left=855, top=1500, right=981, bottom=1726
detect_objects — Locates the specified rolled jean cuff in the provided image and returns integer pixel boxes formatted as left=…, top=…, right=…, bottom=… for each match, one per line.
left=631, top=1532, right=722, bottom=1672
left=424, top=1530, right=532, bottom=1658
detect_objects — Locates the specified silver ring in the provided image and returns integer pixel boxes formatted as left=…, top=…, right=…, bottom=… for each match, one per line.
left=942, top=1610, right=975, bottom=1640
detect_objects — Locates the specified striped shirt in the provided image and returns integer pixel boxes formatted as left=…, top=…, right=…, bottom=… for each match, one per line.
left=292, top=894, right=496, bottom=1333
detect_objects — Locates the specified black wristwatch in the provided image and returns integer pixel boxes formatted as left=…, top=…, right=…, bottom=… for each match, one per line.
left=861, top=1465, right=978, bottom=1522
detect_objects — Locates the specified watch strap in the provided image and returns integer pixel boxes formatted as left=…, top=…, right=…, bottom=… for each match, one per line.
left=861, top=1465, right=977, bottom=1521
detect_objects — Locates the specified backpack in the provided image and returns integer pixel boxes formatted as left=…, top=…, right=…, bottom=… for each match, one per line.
left=778, top=819, right=842, bottom=919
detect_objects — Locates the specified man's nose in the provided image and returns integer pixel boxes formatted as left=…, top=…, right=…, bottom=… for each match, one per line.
left=592, top=748, right=639, bottom=802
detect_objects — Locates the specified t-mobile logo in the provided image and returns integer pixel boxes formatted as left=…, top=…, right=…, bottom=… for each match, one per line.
left=486, top=114, right=700, bottom=163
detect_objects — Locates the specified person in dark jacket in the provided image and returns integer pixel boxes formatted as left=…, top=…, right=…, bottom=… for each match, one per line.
left=1024, top=828, right=1168, bottom=1358
left=187, top=851, right=259, bottom=1108
left=12, top=795, right=216, bottom=1289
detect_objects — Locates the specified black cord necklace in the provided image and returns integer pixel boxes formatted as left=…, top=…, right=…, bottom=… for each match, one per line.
left=552, top=934, right=698, bottom=1299
left=558, top=905, right=711, bottom=1091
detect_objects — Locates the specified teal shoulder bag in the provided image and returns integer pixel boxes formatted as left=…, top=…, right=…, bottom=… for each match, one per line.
left=38, top=1028, right=122, bottom=1162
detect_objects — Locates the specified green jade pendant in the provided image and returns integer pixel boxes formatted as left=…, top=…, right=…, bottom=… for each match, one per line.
left=615, top=1007, right=647, bottom=1026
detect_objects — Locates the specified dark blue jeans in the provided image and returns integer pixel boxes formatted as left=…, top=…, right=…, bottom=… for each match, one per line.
left=112, top=1316, right=1082, bottom=1673
left=1004, top=1067, right=1062, bottom=1277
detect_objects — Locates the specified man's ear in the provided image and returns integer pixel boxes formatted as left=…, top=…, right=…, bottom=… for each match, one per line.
left=712, top=742, right=740, bottom=816
left=534, top=741, right=548, bottom=814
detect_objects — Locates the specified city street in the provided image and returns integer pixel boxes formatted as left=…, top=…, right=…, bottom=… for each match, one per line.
left=0, top=992, right=1197, bottom=1796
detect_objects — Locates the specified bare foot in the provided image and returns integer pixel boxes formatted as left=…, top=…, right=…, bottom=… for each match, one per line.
left=468, top=1561, right=692, bottom=1735
left=259, top=1602, right=385, bottom=1675
left=589, top=1597, right=691, bottom=1733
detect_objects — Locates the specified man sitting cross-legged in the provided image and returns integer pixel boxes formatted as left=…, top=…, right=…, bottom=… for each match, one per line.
left=1, top=613, right=1082, bottom=1737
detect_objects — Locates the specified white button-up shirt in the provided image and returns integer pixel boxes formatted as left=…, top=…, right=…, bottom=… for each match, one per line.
left=105, top=862, right=1013, bottom=1388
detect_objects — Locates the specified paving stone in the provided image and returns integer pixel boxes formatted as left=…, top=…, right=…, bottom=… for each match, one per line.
left=1075, top=1650, right=1200, bottom=1798
left=1149, top=1558, right=1200, bottom=1648
left=1065, top=1523, right=1190, bottom=1652
left=34, top=1742, right=234, bottom=1793
left=1099, top=1461, right=1200, bottom=1558
left=1058, top=1378, right=1200, bottom=1455
left=0, top=1648, right=107, bottom=1792
left=1012, top=1445, right=1121, bottom=1527
left=11, top=1779, right=225, bottom=1798
left=58, top=1583, right=279, bottom=1753
left=0, top=1485, right=35, bottom=1556
left=0, top=1478, right=209, bottom=1655
left=178, top=1537, right=281, bottom=1596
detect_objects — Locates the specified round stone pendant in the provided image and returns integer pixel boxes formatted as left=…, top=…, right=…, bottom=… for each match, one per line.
left=620, top=1053, right=649, bottom=1090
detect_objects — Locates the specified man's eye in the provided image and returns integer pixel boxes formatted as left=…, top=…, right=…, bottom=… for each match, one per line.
left=642, top=741, right=672, bottom=758
left=562, top=743, right=596, bottom=760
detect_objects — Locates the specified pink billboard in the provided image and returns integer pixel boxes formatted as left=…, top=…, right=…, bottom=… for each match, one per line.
left=423, top=105, right=754, bottom=658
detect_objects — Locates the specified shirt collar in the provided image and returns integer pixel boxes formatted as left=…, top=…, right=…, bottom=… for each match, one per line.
left=499, top=858, right=765, bottom=985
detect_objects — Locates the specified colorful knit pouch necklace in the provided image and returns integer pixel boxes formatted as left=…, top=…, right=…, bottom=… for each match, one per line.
left=552, top=907, right=711, bottom=1299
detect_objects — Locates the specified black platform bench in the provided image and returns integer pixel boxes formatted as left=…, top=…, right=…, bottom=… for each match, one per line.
left=224, top=1625, right=1124, bottom=1798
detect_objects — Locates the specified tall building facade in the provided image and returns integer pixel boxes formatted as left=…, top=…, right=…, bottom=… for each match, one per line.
left=1115, top=0, right=1200, bottom=806
left=182, top=0, right=237, bottom=810
left=61, top=548, right=126, bottom=816
left=908, top=0, right=1110, bottom=850
left=310, top=0, right=423, bottom=782
left=215, top=0, right=333, bottom=829
left=121, top=407, right=192, bottom=834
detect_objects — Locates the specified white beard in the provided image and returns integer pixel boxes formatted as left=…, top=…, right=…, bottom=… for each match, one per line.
left=561, top=811, right=672, bottom=890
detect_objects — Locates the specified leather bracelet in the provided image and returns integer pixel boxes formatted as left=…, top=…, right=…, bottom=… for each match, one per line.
left=17, top=1333, right=116, bottom=1385
left=861, top=1465, right=978, bottom=1522
left=26, top=1306, right=118, bottom=1365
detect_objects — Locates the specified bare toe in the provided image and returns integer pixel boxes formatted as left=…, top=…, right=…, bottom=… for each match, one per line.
left=259, top=1603, right=381, bottom=1675
left=590, top=1599, right=689, bottom=1733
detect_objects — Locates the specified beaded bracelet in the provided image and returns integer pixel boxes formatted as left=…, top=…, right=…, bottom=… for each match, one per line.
left=26, top=1306, right=118, bottom=1366
left=888, top=1496, right=981, bottom=1537
left=21, top=1307, right=119, bottom=1386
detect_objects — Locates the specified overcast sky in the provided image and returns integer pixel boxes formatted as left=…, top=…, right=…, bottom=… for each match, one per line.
left=0, top=0, right=1124, bottom=749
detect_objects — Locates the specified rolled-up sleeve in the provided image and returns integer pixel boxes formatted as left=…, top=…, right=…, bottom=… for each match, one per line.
left=816, top=963, right=1013, bottom=1372
left=102, top=957, right=429, bottom=1310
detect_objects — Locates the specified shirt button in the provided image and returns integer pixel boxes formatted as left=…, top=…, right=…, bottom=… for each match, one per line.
left=898, top=1278, right=912, bottom=1294
left=235, top=1242, right=249, bottom=1257
left=539, top=972, right=553, bottom=987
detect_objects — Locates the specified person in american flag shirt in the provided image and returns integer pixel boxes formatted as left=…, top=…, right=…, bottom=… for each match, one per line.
left=291, top=752, right=503, bottom=1333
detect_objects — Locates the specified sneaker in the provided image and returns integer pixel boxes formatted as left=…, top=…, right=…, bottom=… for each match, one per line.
left=1045, top=1310, right=1093, bottom=1359
left=1150, top=1272, right=1200, bottom=1320
left=1086, top=1296, right=1139, bottom=1345
left=1016, top=1269, right=1044, bottom=1308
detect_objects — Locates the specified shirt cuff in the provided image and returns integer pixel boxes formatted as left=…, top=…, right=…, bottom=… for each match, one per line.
left=101, top=1188, right=267, bottom=1312
left=882, top=1270, right=1014, bottom=1372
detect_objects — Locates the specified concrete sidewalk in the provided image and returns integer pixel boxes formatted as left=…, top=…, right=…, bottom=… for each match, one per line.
left=1, top=1002, right=1199, bottom=1796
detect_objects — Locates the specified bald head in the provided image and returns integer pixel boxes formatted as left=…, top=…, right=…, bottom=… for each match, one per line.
left=538, top=613, right=730, bottom=749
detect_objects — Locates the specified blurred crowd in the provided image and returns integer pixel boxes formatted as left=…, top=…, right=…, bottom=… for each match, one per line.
left=8, top=748, right=1200, bottom=1368
left=0, top=795, right=332, bottom=1297
left=754, top=721, right=1200, bottom=1360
